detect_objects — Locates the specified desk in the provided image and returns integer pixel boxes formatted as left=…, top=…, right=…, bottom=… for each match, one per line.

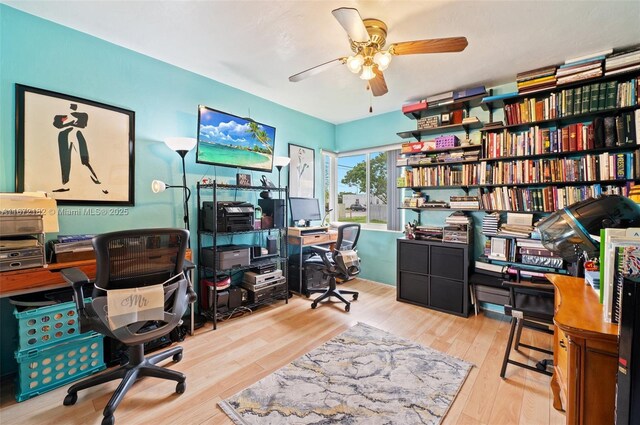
left=287, top=229, right=338, bottom=294
left=547, top=274, right=618, bottom=425
left=0, top=259, right=196, bottom=335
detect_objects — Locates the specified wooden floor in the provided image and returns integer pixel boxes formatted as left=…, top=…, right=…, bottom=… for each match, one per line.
left=0, top=279, right=566, bottom=425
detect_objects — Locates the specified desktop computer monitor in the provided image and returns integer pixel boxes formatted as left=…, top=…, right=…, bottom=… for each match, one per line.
left=290, top=197, right=322, bottom=226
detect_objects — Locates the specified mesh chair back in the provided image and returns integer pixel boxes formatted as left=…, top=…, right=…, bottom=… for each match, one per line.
left=336, top=223, right=360, bottom=251
left=93, top=228, right=188, bottom=290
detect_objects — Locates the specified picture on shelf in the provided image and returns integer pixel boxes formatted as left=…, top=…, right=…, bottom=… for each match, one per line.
left=236, top=173, right=252, bottom=186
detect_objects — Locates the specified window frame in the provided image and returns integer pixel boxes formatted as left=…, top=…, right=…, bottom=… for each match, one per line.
left=327, top=144, right=403, bottom=230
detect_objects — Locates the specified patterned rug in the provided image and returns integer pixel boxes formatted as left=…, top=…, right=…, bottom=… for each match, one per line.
left=219, top=322, right=473, bottom=424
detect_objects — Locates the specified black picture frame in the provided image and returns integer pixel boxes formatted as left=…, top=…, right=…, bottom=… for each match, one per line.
left=288, top=143, right=315, bottom=198
left=15, top=84, right=135, bottom=205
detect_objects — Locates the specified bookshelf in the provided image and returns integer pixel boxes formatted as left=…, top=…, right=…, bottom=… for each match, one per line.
left=398, top=72, right=639, bottom=214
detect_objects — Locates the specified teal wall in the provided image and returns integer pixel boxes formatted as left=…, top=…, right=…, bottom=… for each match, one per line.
left=0, top=5, right=335, bottom=376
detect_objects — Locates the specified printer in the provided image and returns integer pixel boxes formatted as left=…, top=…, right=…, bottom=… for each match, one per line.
left=201, top=201, right=254, bottom=232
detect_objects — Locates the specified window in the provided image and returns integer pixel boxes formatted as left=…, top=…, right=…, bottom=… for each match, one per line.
left=326, top=147, right=401, bottom=230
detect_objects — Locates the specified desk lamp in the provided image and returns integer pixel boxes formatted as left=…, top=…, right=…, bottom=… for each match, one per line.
left=152, top=137, right=197, bottom=231
left=537, top=195, right=640, bottom=275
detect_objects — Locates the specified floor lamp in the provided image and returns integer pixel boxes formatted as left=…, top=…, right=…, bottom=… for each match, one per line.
left=152, top=137, right=197, bottom=233
left=273, top=156, right=291, bottom=197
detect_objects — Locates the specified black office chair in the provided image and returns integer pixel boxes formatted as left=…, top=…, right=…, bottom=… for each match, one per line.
left=500, top=275, right=555, bottom=379
left=305, top=223, right=361, bottom=311
left=60, top=228, right=196, bottom=425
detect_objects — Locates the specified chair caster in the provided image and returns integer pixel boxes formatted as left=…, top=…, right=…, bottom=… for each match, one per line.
left=311, top=302, right=318, bottom=309
left=345, top=303, right=351, bottom=312
left=173, top=352, right=183, bottom=362
left=102, top=415, right=115, bottom=425
left=352, top=293, right=359, bottom=301
left=176, top=381, right=186, bottom=394
left=63, top=392, right=77, bottom=406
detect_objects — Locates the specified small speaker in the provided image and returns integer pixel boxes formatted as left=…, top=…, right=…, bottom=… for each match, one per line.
left=266, top=235, right=277, bottom=255
left=228, top=287, right=243, bottom=309
left=258, top=199, right=285, bottom=229
left=252, top=246, right=262, bottom=259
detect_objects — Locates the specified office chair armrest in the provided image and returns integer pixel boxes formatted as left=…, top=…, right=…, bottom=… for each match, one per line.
left=61, top=268, right=90, bottom=311
left=310, top=245, right=333, bottom=269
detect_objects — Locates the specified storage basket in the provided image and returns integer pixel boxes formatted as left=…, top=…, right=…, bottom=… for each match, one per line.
left=15, top=332, right=105, bottom=402
left=13, top=299, right=90, bottom=351
left=435, top=135, right=459, bottom=149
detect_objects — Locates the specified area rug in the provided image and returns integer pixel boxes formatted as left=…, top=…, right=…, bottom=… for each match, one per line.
left=219, top=322, right=473, bottom=424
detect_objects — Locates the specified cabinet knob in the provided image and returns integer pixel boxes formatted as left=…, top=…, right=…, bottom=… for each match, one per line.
left=559, top=339, right=566, bottom=349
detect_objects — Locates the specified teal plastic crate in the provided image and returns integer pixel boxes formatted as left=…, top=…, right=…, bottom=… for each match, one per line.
left=15, top=332, right=105, bottom=402
left=13, top=299, right=90, bottom=351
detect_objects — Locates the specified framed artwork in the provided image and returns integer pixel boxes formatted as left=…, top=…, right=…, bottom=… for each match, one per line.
left=15, top=84, right=135, bottom=205
left=236, top=173, right=252, bottom=186
left=288, top=143, right=315, bottom=198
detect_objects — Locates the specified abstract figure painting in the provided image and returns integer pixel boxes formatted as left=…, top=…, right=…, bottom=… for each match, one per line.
left=16, top=85, right=135, bottom=205
left=288, top=143, right=315, bottom=198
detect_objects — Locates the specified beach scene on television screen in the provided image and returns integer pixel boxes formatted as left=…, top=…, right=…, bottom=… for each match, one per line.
left=198, top=109, right=275, bottom=171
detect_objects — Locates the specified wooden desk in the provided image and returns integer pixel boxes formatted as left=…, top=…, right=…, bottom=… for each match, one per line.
left=287, top=229, right=338, bottom=294
left=547, top=274, right=618, bottom=425
left=0, top=260, right=97, bottom=298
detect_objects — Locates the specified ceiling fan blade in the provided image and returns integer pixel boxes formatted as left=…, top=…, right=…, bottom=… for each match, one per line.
left=370, top=68, right=388, bottom=97
left=389, top=37, right=468, bottom=55
left=289, top=58, right=346, bottom=82
left=331, top=7, right=370, bottom=43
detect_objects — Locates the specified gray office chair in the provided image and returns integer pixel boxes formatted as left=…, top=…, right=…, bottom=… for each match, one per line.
left=305, top=223, right=361, bottom=311
left=60, top=228, right=196, bottom=425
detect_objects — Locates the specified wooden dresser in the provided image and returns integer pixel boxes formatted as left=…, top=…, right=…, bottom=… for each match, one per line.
left=548, top=274, right=618, bottom=425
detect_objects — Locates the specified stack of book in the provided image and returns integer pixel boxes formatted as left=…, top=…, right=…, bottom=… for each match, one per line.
left=449, top=196, right=480, bottom=209
left=585, top=270, right=601, bottom=291
left=414, top=226, right=443, bottom=240
left=605, top=47, right=640, bottom=76
left=517, top=238, right=563, bottom=269
left=50, top=234, right=95, bottom=262
left=516, top=66, right=557, bottom=94
left=556, top=51, right=606, bottom=85
left=481, top=121, right=504, bottom=131
left=499, top=223, right=534, bottom=238
left=426, top=91, right=454, bottom=108
left=482, top=212, right=500, bottom=236
left=453, top=86, right=486, bottom=101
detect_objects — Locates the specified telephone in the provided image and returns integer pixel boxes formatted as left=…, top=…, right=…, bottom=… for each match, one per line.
left=260, top=175, right=275, bottom=188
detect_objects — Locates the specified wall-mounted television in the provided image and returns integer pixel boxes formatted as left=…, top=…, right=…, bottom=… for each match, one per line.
left=196, top=105, right=276, bottom=172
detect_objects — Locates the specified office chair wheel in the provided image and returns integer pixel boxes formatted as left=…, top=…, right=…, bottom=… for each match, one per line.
left=63, top=392, right=77, bottom=406
left=345, top=303, right=351, bottom=312
left=176, top=381, right=186, bottom=394
left=173, top=352, right=183, bottom=362
left=101, top=415, right=115, bottom=425
left=311, top=302, right=318, bottom=309
left=352, top=293, right=358, bottom=301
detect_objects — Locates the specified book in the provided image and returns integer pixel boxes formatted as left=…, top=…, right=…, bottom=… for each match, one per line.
left=402, top=101, right=428, bottom=114
left=564, top=49, right=612, bottom=65
left=453, top=86, right=486, bottom=100
left=426, top=91, right=454, bottom=103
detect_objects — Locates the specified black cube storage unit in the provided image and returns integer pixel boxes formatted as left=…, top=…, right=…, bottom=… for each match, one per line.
left=396, top=238, right=472, bottom=317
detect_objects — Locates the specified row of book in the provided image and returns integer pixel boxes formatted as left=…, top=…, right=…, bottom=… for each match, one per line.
left=478, top=152, right=637, bottom=185
left=503, top=78, right=638, bottom=125
left=477, top=184, right=632, bottom=213
left=483, top=112, right=639, bottom=159
left=398, top=148, right=481, bottom=167
left=401, top=151, right=638, bottom=187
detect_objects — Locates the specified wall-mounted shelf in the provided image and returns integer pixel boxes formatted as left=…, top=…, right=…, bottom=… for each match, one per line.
left=403, top=93, right=487, bottom=120
left=479, top=144, right=639, bottom=162
left=397, top=119, right=483, bottom=140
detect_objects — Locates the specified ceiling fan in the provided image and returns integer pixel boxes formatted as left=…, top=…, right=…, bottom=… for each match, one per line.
left=288, top=7, right=468, bottom=97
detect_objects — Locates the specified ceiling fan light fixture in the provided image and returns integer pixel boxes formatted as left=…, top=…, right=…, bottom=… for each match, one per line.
left=373, top=50, right=392, bottom=71
left=346, top=54, right=364, bottom=73
left=359, top=65, right=375, bottom=80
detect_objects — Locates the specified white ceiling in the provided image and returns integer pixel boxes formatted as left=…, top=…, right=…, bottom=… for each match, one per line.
left=5, top=1, right=640, bottom=124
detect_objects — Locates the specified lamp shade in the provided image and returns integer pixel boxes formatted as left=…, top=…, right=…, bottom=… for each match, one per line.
left=151, top=180, right=167, bottom=193
left=164, top=137, right=196, bottom=152
left=274, top=156, right=291, bottom=168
